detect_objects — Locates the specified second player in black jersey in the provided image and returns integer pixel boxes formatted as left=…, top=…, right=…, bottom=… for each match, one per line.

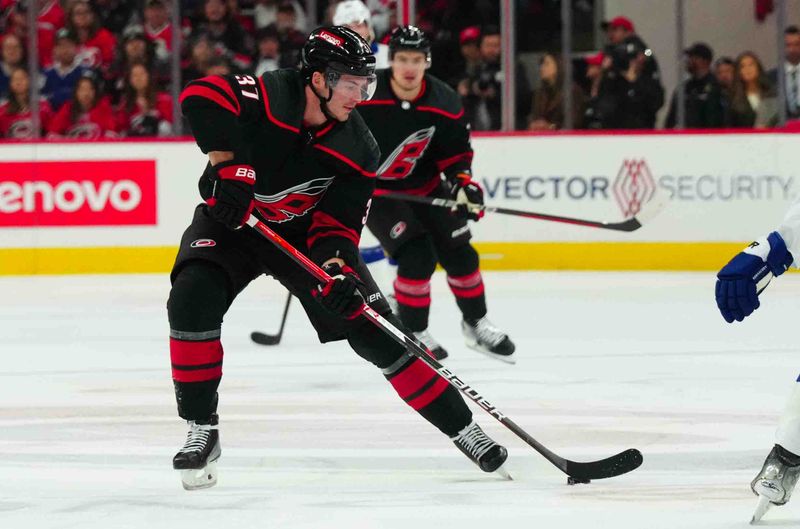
left=168, top=26, right=508, bottom=490
left=358, top=26, right=515, bottom=362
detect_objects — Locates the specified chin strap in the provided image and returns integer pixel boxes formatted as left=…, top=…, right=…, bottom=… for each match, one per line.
left=310, top=82, right=337, bottom=122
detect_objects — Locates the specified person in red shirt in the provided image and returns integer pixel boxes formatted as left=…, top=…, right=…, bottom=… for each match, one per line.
left=66, top=0, right=116, bottom=74
left=3, top=1, right=59, bottom=68
left=47, top=71, right=116, bottom=139
left=116, top=62, right=173, bottom=137
left=37, top=0, right=65, bottom=32
left=0, top=68, right=52, bottom=138
left=143, top=0, right=173, bottom=60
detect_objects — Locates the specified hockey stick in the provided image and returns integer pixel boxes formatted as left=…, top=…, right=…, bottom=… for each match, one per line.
left=250, top=292, right=292, bottom=345
left=379, top=192, right=665, bottom=232
left=246, top=214, right=643, bottom=481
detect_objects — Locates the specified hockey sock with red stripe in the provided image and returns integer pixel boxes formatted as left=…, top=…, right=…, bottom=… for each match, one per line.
left=446, top=270, right=487, bottom=321
left=393, top=275, right=431, bottom=331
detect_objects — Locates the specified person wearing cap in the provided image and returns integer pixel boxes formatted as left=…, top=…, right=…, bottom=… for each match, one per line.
left=333, top=0, right=389, bottom=68
left=602, top=16, right=635, bottom=46
left=41, top=28, right=93, bottom=111
left=602, top=15, right=661, bottom=88
left=666, top=42, right=724, bottom=128
left=581, top=52, right=605, bottom=129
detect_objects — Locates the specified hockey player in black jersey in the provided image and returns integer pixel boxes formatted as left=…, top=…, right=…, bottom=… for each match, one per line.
left=169, top=26, right=508, bottom=490
left=358, top=26, right=515, bottom=363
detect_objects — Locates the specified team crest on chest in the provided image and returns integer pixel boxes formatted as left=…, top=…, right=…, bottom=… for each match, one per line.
left=254, top=177, right=334, bottom=223
left=377, top=126, right=436, bottom=180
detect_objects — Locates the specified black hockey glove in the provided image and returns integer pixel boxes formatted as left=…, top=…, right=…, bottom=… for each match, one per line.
left=205, top=160, right=255, bottom=230
left=312, top=262, right=368, bottom=319
left=450, top=172, right=485, bottom=221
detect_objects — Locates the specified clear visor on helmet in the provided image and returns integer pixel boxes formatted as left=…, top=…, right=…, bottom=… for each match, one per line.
left=326, top=69, right=377, bottom=101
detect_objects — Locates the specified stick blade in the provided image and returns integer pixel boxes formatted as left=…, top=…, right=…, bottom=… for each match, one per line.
left=565, top=448, right=643, bottom=480
left=250, top=331, right=281, bottom=345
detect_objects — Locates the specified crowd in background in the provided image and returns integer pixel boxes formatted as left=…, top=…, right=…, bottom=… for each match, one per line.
left=0, top=0, right=797, bottom=139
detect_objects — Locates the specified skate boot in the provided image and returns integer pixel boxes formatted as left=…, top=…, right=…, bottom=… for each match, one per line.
left=413, top=328, right=449, bottom=360
left=173, top=414, right=221, bottom=490
left=451, top=420, right=510, bottom=478
left=750, top=444, right=800, bottom=523
left=462, top=316, right=515, bottom=364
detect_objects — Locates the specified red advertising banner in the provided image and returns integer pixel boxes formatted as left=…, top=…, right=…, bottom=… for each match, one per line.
left=0, top=160, right=157, bottom=226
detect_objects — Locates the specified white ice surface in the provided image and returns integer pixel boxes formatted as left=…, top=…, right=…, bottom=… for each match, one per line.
left=1, top=270, right=799, bottom=529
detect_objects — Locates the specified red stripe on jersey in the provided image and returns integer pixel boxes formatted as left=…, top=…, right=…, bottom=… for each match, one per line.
left=307, top=210, right=361, bottom=248
left=436, top=151, right=474, bottom=172
left=416, top=106, right=464, bottom=120
left=200, top=76, right=241, bottom=114
left=394, top=291, right=431, bottom=307
left=170, top=338, right=223, bottom=366
left=180, top=85, right=240, bottom=116
left=259, top=76, right=300, bottom=133
left=411, top=79, right=427, bottom=103
left=314, top=144, right=377, bottom=177
left=388, top=358, right=435, bottom=399
left=172, top=365, right=223, bottom=383
left=359, top=99, right=395, bottom=106
left=373, top=175, right=440, bottom=196
left=314, top=121, right=336, bottom=138
left=406, top=377, right=449, bottom=410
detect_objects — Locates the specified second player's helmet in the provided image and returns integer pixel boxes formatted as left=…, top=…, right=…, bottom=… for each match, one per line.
left=302, top=26, right=377, bottom=100
left=388, top=25, right=431, bottom=61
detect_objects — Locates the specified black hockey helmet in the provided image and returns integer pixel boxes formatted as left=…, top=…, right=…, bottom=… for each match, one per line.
left=302, top=26, right=376, bottom=80
left=388, top=25, right=431, bottom=61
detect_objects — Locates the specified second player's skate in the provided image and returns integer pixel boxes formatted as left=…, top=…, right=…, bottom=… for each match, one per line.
left=413, top=328, right=449, bottom=360
left=750, top=444, right=800, bottom=523
left=451, top=420, right=511, bottom=479
left=462, top=316, right=515, bottom=364
left=173, top=414, right=221, bottom=490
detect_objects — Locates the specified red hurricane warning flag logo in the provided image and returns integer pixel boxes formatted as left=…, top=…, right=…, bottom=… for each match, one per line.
left=612, top=159, right=656, bottom=217
left=254, top=177, right=334, bottom=223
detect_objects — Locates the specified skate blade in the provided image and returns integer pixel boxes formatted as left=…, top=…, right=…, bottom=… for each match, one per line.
left=466, top=343, right=516, bottom=364
left=180, top=461, right=218, bottom=490
left=750, top=495, right=772, bottom=524
left=494, top=464, right=513, bottom=481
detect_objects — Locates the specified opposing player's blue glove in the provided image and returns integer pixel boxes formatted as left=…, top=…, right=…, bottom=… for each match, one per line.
left=715, top=231, right=794, bottom=323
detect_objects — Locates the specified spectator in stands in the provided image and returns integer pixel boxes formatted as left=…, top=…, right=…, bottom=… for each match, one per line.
left=581, top=51, right=604, bottom=129
left=116, top=62, right=172, bottom=137
left=665, top=42, right=724, bottom=129
left=92, top=0, right=137, bottom=36
left=271, top=0, right=305, bottom=69
left=593, top=36, right=664, bottom=129
left=333, top=0, right=389, bottom=68
left=453, top=25, right=481, bottom=92
left=768, top=25, right=800, bottom=120
left=47, top=71, right=117, bottom=139
left=66, top=1, right=116, bottom=74
left=729, top=51, right=779, bottom=128
left=254, top=0, right=306, bottom=32
left=110, top=26, right=169, bottom=97
left=41, top=28, right=91, bottom=111
left=601, top=16, right=660, bottom=84
left=142, top=0, right=173, bottom=66
left=204, top=54, right=232, bottom=76
left=0, top=33, right=24, bottom=99
left=38, top=0, right=65, bottom=33
left=715, top=56, right=735, bottom=122
left=191, top=0, right=253, bottom=71
left=253, top=26, right=281, bottom=76
left=182, top=35, right=214, bottom=83
left=462, top=25, right=531, bottom=130
left=0, top=68, right=52, bottom=138
left=527, top=52, right=584, bottom=130
left=4, top=1, right=56, bottom=68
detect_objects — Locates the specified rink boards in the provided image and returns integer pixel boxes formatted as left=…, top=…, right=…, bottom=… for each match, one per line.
left=0, top=131, right=796, bottom=274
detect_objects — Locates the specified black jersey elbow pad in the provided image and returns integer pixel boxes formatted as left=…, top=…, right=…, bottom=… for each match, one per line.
left=182, top=101, right=241, bottom=154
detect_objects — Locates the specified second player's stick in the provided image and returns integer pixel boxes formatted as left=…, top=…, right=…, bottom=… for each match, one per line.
left=246, top=214, right=643, bottom=482
left=250, top=292, right=292, bottom=346
left=379, top=192, right=665, bottom=232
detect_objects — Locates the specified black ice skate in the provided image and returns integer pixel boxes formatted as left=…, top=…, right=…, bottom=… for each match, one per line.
left=413, top=329, right=449, bottom=360
left=750, top=444, right=800, bottom=523
left=173, top=414, right=221, bottom=490
left=451, top=420, right=510, bottom=479
left=462, top=316, right=515, bottom=364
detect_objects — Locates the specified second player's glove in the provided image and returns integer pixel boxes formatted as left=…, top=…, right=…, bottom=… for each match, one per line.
left=715, top=231, right=794, bottom=323
left=450, top=172, right=485, bottom=221
left=206, top=159, right=256, bottom=230
left=312, top=262, right=368, bottom=319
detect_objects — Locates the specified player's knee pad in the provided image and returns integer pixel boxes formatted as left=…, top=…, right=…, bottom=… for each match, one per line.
left=437, top=242, right=479, bottom=277
left=394, top=236, right=437, bottom=279
left=346, top=312, right=408, bottom=369
left=168, top=261, right=231, bottom=332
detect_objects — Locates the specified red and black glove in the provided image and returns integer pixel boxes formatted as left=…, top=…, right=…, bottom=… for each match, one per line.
left=312, top=262, right=368, bottom=319
left=206, top=159, right=255, bottom=230
left=450, top=172, right=485, bottom=221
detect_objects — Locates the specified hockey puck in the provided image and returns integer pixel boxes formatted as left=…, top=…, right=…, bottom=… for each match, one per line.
left=567, top=476, right=591, bottom=485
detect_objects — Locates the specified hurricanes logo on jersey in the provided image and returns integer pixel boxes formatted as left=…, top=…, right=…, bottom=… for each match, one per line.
left=254, top=177, right=334, bottom=223
left=377, top=126, right=436, bottom=180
